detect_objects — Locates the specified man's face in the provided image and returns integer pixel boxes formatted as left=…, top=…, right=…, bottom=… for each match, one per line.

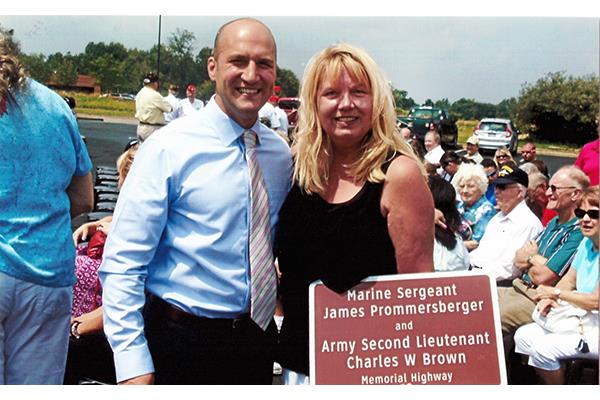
left=495, top=183, right=523, bottom=214
left=466, top=143, right=478, bottom=156
left=545, top=172, right=578, bottom=212
left=208, top=20, right=276, bottom=128
left=520, top=143, right=536, bottom=162
left=424, top=133, right=438, bottom=152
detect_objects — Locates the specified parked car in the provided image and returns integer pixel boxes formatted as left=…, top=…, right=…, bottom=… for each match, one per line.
left=278, top=97, right=300, bottom=130
left=109, top=93, right=135, bottom=101
left=398, top=106, right=458, bottom=148
left=472, top=118, right=519, bottom=153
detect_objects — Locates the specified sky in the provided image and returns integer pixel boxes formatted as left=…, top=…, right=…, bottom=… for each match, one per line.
left=1, top=2, right=599, bottom=104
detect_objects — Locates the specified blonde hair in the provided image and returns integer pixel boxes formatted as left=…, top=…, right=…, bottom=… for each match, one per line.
left=578, top=186, right=599, bottom=208
left=494, top=147, right=514, bottom=166
left=293, top=43, right=424, bottom=194
left=116, top=143, right=139, bottom=188
left=0, top=28, right=27, bottom=112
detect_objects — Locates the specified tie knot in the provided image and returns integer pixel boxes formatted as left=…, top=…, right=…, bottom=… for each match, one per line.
left=243, top=130, right=257, bottom=150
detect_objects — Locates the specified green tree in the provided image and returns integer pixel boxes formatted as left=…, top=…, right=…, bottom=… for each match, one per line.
left=194, top=46, right=213, bottom=84
left=196, top=80, right=215, bottom=101
left=20, top=53, right=51, bottom=83
left=392, top=88, right=415, bottom=110
left=515, top=72, right=599, bottom=144
left=276, top=67, right=299, bottom=97
left=166, top=29, right=198, bottom=91
left=496, top=97, right=517, bottom=119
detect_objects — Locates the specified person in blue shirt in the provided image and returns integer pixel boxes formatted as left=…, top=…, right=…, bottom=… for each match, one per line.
left=99, top=18, right=292, bottom=385
left=481, top=157, right=498, bottom=205
left=0, top=28, right=93, bottom=384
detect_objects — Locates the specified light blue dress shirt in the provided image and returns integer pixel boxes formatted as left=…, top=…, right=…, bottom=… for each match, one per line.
left=99, top=99, right=292, bottom=382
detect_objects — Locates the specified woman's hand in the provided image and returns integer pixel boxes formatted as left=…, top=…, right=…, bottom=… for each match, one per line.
left=464, top=240, right=479, bottom=251
left=536, top=298, right=558, bottom=316
left=72, top=217, right=112, bottom=245
left=434, top=208, right=447, bottom=229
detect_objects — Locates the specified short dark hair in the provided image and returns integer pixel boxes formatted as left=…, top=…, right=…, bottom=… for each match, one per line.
left=481, top=158, right=497, bottom=169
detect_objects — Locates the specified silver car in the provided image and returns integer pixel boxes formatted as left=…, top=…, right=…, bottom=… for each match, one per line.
left=473, top=118, right=518, bottom=153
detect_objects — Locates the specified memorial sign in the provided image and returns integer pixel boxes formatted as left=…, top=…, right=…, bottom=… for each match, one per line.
left=309, top=271, right=506, bottom=384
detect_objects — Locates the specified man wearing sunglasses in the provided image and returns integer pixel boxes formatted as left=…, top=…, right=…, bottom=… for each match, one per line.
left=469, top=165, right=543, bottom=284
left=498, top=165, right=589, bottom=338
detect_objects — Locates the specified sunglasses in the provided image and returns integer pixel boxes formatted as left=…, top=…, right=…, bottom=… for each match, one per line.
left=574, top=208, right=599, bottom=220
left=550, top=185, right=577, bottom=193
left=496, top=155, right=509, bottom=159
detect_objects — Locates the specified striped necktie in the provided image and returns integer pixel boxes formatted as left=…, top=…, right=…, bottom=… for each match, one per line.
left=243, top=130, right=276, bottom=331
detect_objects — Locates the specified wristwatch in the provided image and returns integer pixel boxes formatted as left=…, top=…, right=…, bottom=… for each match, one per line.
left=553, top=288, right=561, bottom=298
left=70, top=320, right=81, bottom=339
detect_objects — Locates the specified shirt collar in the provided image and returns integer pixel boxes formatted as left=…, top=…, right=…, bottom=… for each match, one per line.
left=499, top=199, right=527, bottom=222
left=205, top=97, right=265, bottom=147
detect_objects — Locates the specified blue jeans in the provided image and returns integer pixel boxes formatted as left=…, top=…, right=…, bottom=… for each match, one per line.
left=0, top=271, right=72, bottom=384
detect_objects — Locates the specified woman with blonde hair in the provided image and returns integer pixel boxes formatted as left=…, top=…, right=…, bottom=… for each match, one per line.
left=494, top=146, right=515, bottom=167
left=275, top=43, right=434, bottom=384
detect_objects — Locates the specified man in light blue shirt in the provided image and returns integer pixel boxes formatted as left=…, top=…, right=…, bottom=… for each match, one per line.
left=99, top=18, right=292, bottom=385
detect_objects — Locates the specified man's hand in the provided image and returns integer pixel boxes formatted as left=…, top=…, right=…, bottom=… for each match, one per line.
left=534, top=284, right=559, bottom=301
left=523, top=240, right=539, bottom=260
left=119, top=373, right=155, bottom=385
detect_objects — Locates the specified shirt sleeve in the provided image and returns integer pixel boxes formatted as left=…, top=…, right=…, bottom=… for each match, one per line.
left=152, top=92, right=173, bottom=113
left=63, top=102, right=92, bottom=176
left=98, top=139, right=174, bottom=382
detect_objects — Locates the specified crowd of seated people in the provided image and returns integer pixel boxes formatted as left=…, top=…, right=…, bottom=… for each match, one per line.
left=419, top=136, right=598, bottom=384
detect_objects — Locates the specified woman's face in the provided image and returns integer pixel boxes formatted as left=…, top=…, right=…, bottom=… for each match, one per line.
left=317, top=68, right=373, bottom=152
left=495, top=153, right=510, bottom=165
left=458, top=178, right=483, bottom=207
left=577, top=199, right=599, bottom=239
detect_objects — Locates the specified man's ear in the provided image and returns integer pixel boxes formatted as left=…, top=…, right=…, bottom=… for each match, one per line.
left=207, top=57, right=217, bottom=81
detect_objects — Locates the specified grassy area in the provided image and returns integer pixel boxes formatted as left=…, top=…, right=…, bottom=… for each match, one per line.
left=59, top=92, right=136, bottom=118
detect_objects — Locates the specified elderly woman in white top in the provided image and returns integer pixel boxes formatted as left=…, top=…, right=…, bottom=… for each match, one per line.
left=451, top=163, right=497, bottom=251
left=513, top=186, right=599, bottom=384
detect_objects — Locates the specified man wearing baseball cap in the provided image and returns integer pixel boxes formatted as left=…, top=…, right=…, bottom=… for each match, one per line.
left=465, top=135, right=483, bottom=164
left=135, top=72, right=172, bottom=142
left=469, top=164, right=543, bottom=284
left=174, top=83, right=204, bottom=119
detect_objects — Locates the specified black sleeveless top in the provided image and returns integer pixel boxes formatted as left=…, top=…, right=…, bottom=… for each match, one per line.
left=275, top=164, right=397, bottom=374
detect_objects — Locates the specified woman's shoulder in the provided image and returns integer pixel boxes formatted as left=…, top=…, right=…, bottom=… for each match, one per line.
left=385, top=155, right=423, bottom=181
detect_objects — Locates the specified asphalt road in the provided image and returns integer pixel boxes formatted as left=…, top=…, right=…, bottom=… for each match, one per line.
left=79, top=119, right=577, bottom=175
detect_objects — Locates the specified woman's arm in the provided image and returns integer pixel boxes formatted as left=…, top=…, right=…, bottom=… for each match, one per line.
left=72, top=216, right=113, bottom=245
left=535, top=267, right=599, bottom=311
left=71, top=306, right=104, bottom=336
left=381, top=157, right=434, bottom=274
